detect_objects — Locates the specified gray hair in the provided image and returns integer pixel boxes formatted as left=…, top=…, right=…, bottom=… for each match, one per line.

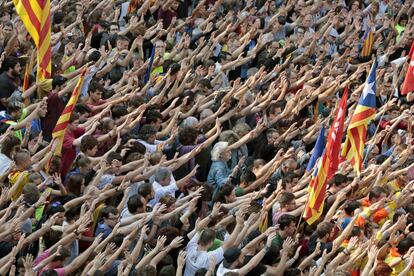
left=181, top=116, right=199, bottom=128
left=211, top=141, right=229, bottom=161
left=219, top=130, right=239, bottom=145
left=154, top=167, right=172, bottom=183
left=233, top=123, right=251, bottom=137
left=200, top=109, right=213, bottom=121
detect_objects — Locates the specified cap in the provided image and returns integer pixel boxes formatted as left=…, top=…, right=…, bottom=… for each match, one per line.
left=223, top=247, right=241, bottom=268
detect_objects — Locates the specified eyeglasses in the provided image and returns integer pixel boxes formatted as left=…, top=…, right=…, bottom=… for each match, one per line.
left=107, top=216, right=118, bottom=221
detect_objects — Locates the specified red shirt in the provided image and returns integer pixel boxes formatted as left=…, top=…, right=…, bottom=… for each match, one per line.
left=379, top=119, right=408, bottom=130
left=61, top=127, right=85, bottom=179
left=41, top=92, right=65, bottom=141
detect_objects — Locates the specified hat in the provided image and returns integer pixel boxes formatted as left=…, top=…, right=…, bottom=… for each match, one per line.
left=223, top=247, right=241, bottom=268
left=37, top=79, right=53, bottom=98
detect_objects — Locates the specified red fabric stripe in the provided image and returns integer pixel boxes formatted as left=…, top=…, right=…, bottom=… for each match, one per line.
left=38, top=0, right=47, bottom=9
left=21, top=0, right=41, bottom=31
left=40, top=46, right=51, bottom=69
left=350, top=127, right=361, bottom=154
left=350, top=109, right=375, bottom=124
left=53, top=123, right=68, bottom=133
left=39, top=13, right=50, bottom=42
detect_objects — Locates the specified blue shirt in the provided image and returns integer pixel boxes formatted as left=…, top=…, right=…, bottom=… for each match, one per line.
left=207, top=160, right=231, bottom=191
left=95, top=223, right=112, bottom=239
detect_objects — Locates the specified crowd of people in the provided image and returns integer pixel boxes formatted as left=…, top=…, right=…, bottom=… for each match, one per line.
left=0, top=0, right=414, bottom=275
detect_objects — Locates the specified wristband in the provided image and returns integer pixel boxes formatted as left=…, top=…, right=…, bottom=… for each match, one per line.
left=263, top=245, right=270, bottom=253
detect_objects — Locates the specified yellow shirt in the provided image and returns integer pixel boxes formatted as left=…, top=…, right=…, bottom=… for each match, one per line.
left=8, top=170, right=29, bottom=201
left=385, top=249, right=414, bottom=276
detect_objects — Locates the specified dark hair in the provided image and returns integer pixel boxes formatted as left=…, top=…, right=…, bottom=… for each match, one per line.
left=127, top=195, right=145, bottom=214
left=137, top=265, right=157, bottom=276
left=344, top=201, right=361, bottom=215
left=112, top=233, right=125, bottom=247
left=179, top=127, right=198, bottom=145
left=88, top=80, right=105, bottom=94
left=101, top=206, right=118, bottom=219
left=198, top=229, right=216, bottom=246
left=397, top=237, right=414, bottom=255
left=111, top=105, right=128, bottom=119
left=65, top=206, right=81, bottom=222
left=88, top=50, right=101, bottom=62
left=107, top=152, right=123, bottom=163
left=2, top=56, right=19, bottom=72
left=43, top=229, right=62, bottom=248
left=195, top=269, right=208, bottom=276
left=66, top=173, right=84, bottom=197
left=240, top=170, right=256, bottom=184
left=146, top=110, right=163, bottom=125
left=6, top=102, right=23, bottom=114
left=52, top=76, right=67, bottom=88
left=80, top=135, right=98, bottom=153
left=157, top=226, right=180, bottom=245
left=368, top=186, right=386, bottom=200
left=40, top=270, right=59, bottom=276
left=278, top=214, right=296, bottom=230
left=214, top=184, right=235, bottom=203
left=159, top=265, right=175, bottom=276
left=138, top=125, right=157, bottom=141
left=69, top=112, right=80, bottom=123
left=138, top=182, right=153, bottom=199
left=1, top=134, right=20, bottom=157
left=278, top=192, right=295, bottom=207
left=399, top=13, right=409, bottom=23
left=316, top=222, right=334, bottom=239
left=74, top=103, right=92, bottom=115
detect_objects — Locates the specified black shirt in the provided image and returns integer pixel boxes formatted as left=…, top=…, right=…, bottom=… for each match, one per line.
left=0, top=72, right=17, bottom=110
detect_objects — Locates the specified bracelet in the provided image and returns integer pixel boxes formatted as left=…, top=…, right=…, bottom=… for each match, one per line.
left=263, top=245, right=270, bottom=253
left=343, top=249, right=350, bottom=255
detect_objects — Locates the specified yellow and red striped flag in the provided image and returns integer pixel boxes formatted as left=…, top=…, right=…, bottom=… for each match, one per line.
left=13, top=0, right=52, bottom=79
left=340, top=62, right=377, bottom=175
left=304, top=87, right=348, bottom=225
left=51, top=69, right=87, bottom=155
left=361, top=30, right=374, bottom=58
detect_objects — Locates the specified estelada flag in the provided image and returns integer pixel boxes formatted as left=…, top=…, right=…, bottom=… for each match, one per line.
left=401, top=40, right=414, bottom=95
left=304, top=87, right=348, bottom=224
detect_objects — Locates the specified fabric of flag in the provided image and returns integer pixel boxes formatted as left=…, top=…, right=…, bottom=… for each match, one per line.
left=306, top=126, right=325, bottom=172
left=401, top=40, right=414, bottom=95
left=341, top=62, right=377, bottom=175
left=128, top=0, right=140, bottom=13
left=13, top=0, right=52, bottom=79
left=23, top=51, right=36, bottom=106
left=361, top=30, right=374, bottom=58
left=52, top=69, right=87, bottom=155
left=144, top=45, right=155, bottom=83
left=304, top=88, right=348, bottom=225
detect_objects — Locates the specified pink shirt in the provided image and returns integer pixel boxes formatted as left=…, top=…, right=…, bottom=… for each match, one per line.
left=34, top=249, right=65, bottom=276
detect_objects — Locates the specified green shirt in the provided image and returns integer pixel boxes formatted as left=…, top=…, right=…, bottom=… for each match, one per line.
left=272, top=233, right=283, bottom=248
left=235, top=186, right=246, bottom=197
left=395, top=24, right=405, bottom=43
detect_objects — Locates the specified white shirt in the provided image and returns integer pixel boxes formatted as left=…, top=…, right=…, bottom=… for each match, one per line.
left=0, top=154, right=11, bottom=176
left=149, top=175, right=178, bottom=207
left=217, top=263, right=239, bottom=276
left=137, top=139, right=164, bottom=153
left=184, top=233, right=224, bottom=276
